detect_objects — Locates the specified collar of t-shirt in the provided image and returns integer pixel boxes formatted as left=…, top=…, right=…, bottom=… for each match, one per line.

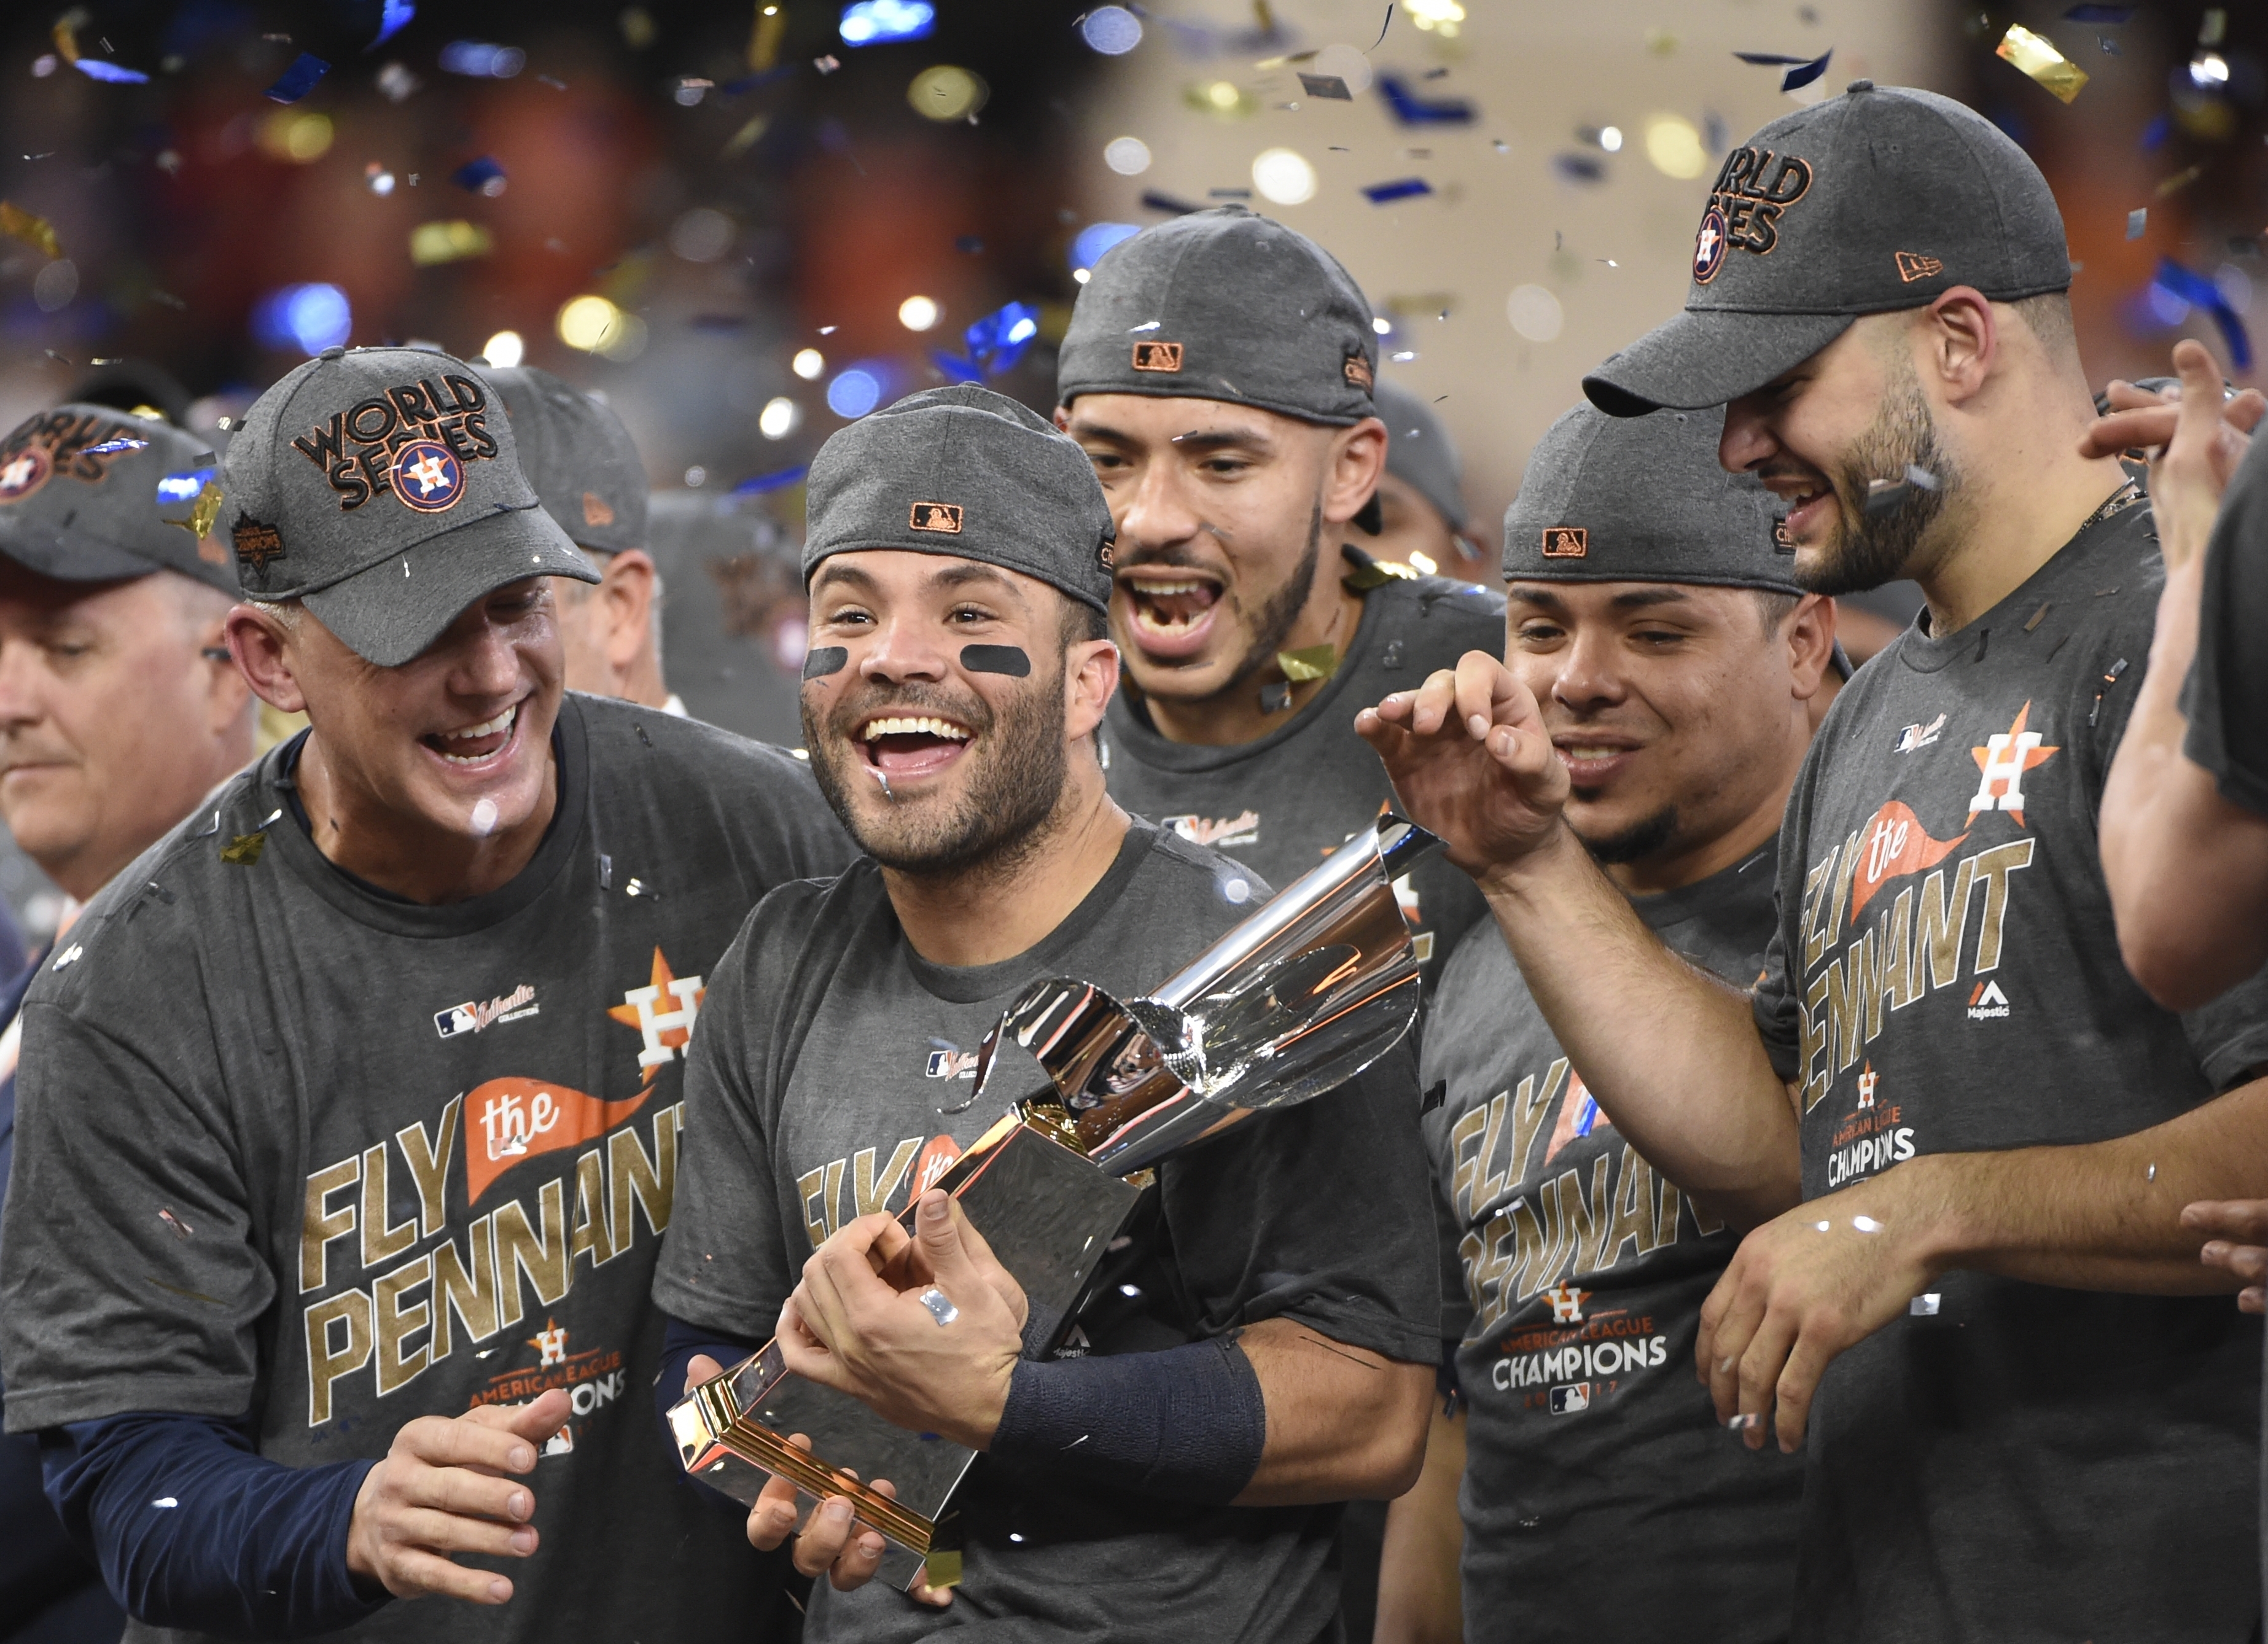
left=1623, top=840, right=1778, bottom=933
left=1110, top=580, right=1391, bottom=773
left=1896, top=489, right=2148, bottom=677
left=899, top=817, right=1163, bottom=1005
left=262, top=694, right=586, bottom=937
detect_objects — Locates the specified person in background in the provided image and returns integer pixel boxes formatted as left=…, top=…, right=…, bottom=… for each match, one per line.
left=0, top=402, right=255, bottom=1644
left=481, top=365, right=680, bottom=714
left=1366, top=378, right=1490, bottom=583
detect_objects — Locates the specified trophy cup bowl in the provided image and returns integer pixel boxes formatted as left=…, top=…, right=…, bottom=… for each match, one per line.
left=668, top=815, right=1441, bottom=1590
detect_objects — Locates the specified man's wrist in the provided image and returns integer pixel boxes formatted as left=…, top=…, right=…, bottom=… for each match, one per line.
left=1471, top=814, right=1586, bottom=905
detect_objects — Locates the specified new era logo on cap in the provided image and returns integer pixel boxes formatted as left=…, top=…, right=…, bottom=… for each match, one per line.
left=1131, top=341, right=1183, bottom=372
left=582, top=491, right=615, bottom=528
left=1541, top=526, right=1588, bottom=558
left=1895, top=251, right=1944, bottom=282
left=910, top=501, right=964, bottom=534
left=1344, top=354, right=1374, bottom=390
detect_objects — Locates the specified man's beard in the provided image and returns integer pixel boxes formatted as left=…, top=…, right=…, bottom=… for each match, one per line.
left=1793, top=370, right=1960, bottom=598
left=803, top=661, right=1070, bottom=879
left=1222, top=501, right=1323, bottom=692
left=1579, top=804, right=1680, bottom=866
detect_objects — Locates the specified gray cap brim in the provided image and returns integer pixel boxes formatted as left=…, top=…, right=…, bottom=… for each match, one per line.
left=1583, top=309, right=1856, bottom=418
left=303, top=504, right=596, bottom=668
left=0, top=526, right=176, bottom=585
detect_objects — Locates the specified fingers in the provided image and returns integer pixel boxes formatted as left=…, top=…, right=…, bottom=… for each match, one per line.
left=684, top=1353, right=725, bottom=1397
left=1771, top=1324, right=1838, bottom=1455
left=911, top=1190, right=1029, bottom=1328
left=746, top=1470, right=804, bottom=1552
left=1452, top=650, right=1519, bottom=743
left=397, top=1410, right=542, bottom=1477
left=2078, top=405, right=2178, bottom=458
left=478, top=1387, right=574, bottom=1449
left=2100, top=378, right=2173, bottom=411
left=1701, top=1274, right=1766, bottom=1427
left=2199, top=1240, right=2268, bottom=1290
left=2182, top=1198, right=2268, bottom=1241
left=2170, top=338, right=2232, bottom=453
left=789, top=1496, right=890, bottom=1591
left=383, top=1545, right=518, bottom=1605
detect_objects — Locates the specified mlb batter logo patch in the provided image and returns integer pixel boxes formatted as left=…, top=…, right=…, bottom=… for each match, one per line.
left=391, top=440, right=467, bottom=513
left=1541, top=526, right=1588, bottom=559
left=1131, top=340, right=1183, bottom=372
left=0, top=445, right=51, bottom=502
left=909, top=501, right=963, bottom=534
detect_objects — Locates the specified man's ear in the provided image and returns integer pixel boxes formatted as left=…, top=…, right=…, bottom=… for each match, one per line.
left=1051, top=405, right=1072, bottom=432
left=193, top=607, right=255, bottom=735
left=598, top=550, right=657, bottom=669
left=1786, top=593, right=1837, bottom=703
left=225, top=604, right=308, bottom=714
left=1323, top=416, right=1389, bottom=527
left=1919, top=287, right=1998, bottom=407
left=1064, top=636, right=1121, bottom=742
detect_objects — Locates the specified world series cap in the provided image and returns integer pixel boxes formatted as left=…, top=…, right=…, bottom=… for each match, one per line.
left=218, top=345, right=597, bottom=667
left=803, top=384, right=1115, bottom=612
left=1583, top=83, right=2073, bottom=418
left=1056, top=205, right=1379, bottom=427
left=478, top=364, right=649, bottom=556
left=1503, top=403, right=1799, bottom=595
left=0, top=404, right=240, bottom=593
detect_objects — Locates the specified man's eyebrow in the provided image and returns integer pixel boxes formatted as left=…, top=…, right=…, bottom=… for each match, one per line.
left=810, top=562, right=878, bottom=596
left=1167, top=426, right=1274, bottom=455
left=929, top=561, right=1026, bottom=599
left=1506, top=583, right=1696, bottom=612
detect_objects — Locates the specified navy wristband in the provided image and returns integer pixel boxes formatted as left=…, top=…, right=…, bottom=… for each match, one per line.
left=989, top=1334, right=1266, bottom=1505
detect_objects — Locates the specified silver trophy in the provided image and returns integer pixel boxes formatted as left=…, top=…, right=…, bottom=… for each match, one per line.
left=668, top=815, right=1441, bottom=1589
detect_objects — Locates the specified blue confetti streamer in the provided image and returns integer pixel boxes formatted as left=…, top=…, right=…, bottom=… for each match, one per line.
left=265, top=53, right=330, bottom=104
left=1376, top=74, right=1475, bottom=126
left=451, top=155, right=506, bottom=192
left=1734, top=48, right=1833, bottom=92
left=73, top=58, right=150, bottom=84
left=370, top=0, right=416, bottom=49
left=157, top=467, right=215, bottom=505
left=1362, top=177, right=1433, bottom=204
left=80, top=436, right=150, bottom=456
left=731, top=466, right=809, bottom=497
left=2151, top=257, right=2253, bottom=370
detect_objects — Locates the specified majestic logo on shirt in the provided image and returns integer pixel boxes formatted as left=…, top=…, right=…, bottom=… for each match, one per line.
left=607, top=948, right=705, bottom=1083
left=435, top=983, right=539, bottom=1038
left=1543, top=1280, right=1588, bottom=1323
left=1967, top=978, right=2011, bottom=1020
left=1163, top=809, right=1260, bottom=849
left=925, top=1048, right=980, bottom=1080
left=1967, top=702, right=2059, bottom=825
left=1895, top=712, right=1946, bottom=753
left=1131, top=340, right=1183, bottom=372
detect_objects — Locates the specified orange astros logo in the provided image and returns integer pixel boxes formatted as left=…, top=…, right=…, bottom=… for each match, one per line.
left=1968, top=703, right=2059, bottom=825
left=607, top=948, right=705, bottom=1084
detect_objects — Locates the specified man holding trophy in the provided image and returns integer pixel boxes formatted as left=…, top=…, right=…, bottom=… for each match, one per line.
left=652, top=384, right=1440, bottom=1638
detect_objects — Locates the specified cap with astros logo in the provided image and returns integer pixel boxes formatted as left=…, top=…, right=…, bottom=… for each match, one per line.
left=1503, top=402, right=1801, bottom=596
left=1055, top=205, right=1379, bottom=427
left=217, top=345, right=598, bottom=667
left=802, top=383, right=1115, bottom=612
left=1583, top=83, right=2073, bottom=418
left=477, top=364, right=649, bottom=556
left=0, top=403, right=240, bottom=593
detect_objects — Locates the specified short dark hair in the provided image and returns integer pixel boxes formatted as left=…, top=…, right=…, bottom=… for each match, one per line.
left=1059, top=594, right=1109, bottom=647
left=1754, top=589, right=1800, bottom=637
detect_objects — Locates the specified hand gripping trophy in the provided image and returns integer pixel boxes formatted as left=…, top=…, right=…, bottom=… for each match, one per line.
left=670, top=816, right=1439, bottom=1589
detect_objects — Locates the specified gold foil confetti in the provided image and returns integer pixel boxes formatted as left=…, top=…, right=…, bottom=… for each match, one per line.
left=0, top=201, right=61, bottom=259
left=1996, top=25, right=2090, bottom=103
left=1276, top=643, right=1339, bottom=684
left=219, top=832, right=267, bottom=866
left=409, top=220, right=494, bottom=266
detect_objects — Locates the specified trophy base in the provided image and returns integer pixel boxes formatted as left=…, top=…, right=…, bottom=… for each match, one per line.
left=669, top=1111, right=1145, bottom=1591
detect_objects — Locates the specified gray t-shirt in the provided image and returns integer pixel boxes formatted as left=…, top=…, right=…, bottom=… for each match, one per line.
left=2184, top=427, right=2268, bottom=814
left=1752, top=498, right=2268, bottom=1641
left=1100, top=569, right=1503, bottom=992
left=1425, top=844, right=1802, bottom=1640
left=0, top=693, right=855, bottom=1644
left=652, top=819, right=1441, bottom=1643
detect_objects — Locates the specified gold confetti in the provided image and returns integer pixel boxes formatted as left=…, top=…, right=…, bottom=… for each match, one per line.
left=167, top=478, right=224, bottom=541
left=409, top=220, right=494, bottom=266
left=2155, top=164, right=2205, bottom=200
left=220, top=832, right=267, bottom=866
left=0, top=201, right=61, bottom=259
left=1996, top=25, right=2090, bottom=103
left=923, top=1549, right=963, bottom=1589
left=51, top=7, right=85, bottom=63
left=721, top=113, right=770, bottom=160
left=749, top=3, right=785, bottom=71
left=1276, top=643, right=1339, bottom=684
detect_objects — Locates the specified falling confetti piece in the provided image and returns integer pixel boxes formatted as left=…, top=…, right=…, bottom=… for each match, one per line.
left=79, top=435, right=149, bottom=455
left=1997, top=25, right=2090, bottom=104
left=152, top=1497, right=178, bottom=1508
left=1298, top=72, right=1351, bottom=99
left=2155, top=164, right=2204, bottom=200
left=2151, top=256, right=2253, bottom=369
left=730, top=465, right=808, bottom=496
left=73, top=58, right=149, bottom=84
left=1551, top=152, right=1605, bottom=184
left=265, top=53, right=329, bottom=103
left=370, top=0, right=416, bottom=49
left=1362, top=176, right=1432, bottom=203
left=451, top=155, right=506, bottom=194
left=2126, top=207, right=2146, bottom=239
left=1376, top=73, right=1473, bottom=125
left=158, top=1207, right=194, bottom=1237
left=0, top=202, right=60, bottom=257
left=409, top=220, right=493, bottom=265
left=1733, top=49, right=1833, bottom=93
left=220, top=833, right=267, bottom=867
left=1911, top=1293, right=1941, bottom=1315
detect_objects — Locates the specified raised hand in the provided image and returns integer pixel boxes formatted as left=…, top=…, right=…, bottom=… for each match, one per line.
left=2079, top=339, right=2266, bottom=572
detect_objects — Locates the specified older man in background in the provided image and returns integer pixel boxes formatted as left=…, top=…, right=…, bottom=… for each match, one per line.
left=1366, top=378, right=1487, bottom=582
left=0, top=403, right=256, bottom=1644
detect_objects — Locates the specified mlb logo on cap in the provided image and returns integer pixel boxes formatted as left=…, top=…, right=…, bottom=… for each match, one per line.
left=1541, top=527, right=1589, bottom=559
left=1131, top=341, right=1183, bottom=372
left=909, top=501, right=964, bottom=534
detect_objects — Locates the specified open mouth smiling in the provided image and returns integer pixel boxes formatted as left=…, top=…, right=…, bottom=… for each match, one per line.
left=1119, top=569, right=1225, bottom=657
left=857, top=712, right=972, bottom=781
left=422, top=702, right=521, bottom=767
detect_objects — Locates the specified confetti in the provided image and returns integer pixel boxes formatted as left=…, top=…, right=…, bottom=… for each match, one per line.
left=1910, top=1293, right=1942, bottom=1315
left=1725, top=1412, right=1763, bottom=1431
left=1376, top=73, right=1474, bottom=125
left=371, top=0, right=416, bottom=49
left=2200, top=7, right=2226, bottom=47
left=1551, top=153, right=1605, bottom=184
left=932, top=298, right=1041, bottom=382
left=152, top=1497, right=178, bottom=1508
left=2062, top=3, right=2134, bottom=18
left=2151, top=257, right=2253, bottom=370
left=2154, top=165, right=2204, bottom=200
left=1299, top=72, right=1352, bottom=99
left=409, top=220, right=493, bottom=265
left=79, top=435, right=148, bottom=456
left=73, top=57, right=149, bottom=84
left=265, top=53, right=329, bottom=103
left=220, top=833, right=268, bottom=867
left=1865, top=464, right=1942, bottom=515
left=1140, top=189, right=1203, bottom=214
left=158, top=1207, right=194, bottom=1237
left=730, top=465, right=808, bottom=496
left=1362, top=176, right=1432, bottom=203
left=1734, top=49, right=1833, bottom=93
left=0, top=201, right=62, bottom=259
left=1996, top=25, right=2090, bottom=104
left=451, top=155, right=506, bottom=195
left=1277, top=643, right=1338, bottom=682
left=376, top=61, right=420, bottom=101
left=2126, top=207, right=2146, bottom=240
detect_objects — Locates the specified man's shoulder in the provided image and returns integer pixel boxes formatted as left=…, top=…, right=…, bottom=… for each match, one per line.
left=573, top=691, right=815, bottom=789
left=1368, top=572, right=1506, bottom=659
left=728, top=857, right=886, bottom=974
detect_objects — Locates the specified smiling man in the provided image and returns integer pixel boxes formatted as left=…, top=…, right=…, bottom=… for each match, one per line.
left=1374, top=404, right=1825, bottom=1644
left=1054, top=205, right=1502, bottom=1005
left=1361, top=84, right=2268, bottom=1640
left=0, top=346, right=850, bottom=1644
left=652, top=383, right=1438, bottom=1642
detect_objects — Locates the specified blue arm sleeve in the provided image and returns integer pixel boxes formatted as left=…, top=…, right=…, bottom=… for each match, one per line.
left=655, top=1314, right=763, bottom=1438
left=41, top=1412, right=388, bottom=1639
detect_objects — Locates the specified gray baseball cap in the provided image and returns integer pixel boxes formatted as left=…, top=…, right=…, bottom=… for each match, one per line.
left=1583, top=82, right=2073, bottom=418
left=218, top=345, right=597, bottom=667
left=479, top=365, right=649, bottom=555
left=1504, top=403, right=1799, bottom=594
left=1056, top=205, right=1379, bottom=427
left=803, top=384, right=1115, bottom=612
left=0, top=405, right=239, bottom=594
left=1374, top=378, right=1467, bottom=531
